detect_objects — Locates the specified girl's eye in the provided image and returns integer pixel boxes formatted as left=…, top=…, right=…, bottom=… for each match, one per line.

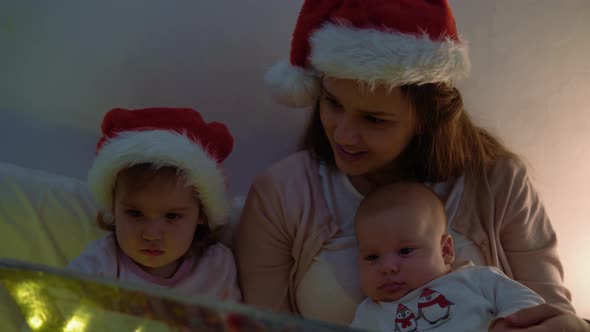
left=364, top=254, right=379, bottom=262
left=399, top=248, right=414, bottom=257
left=126, top=210, right=142, bottom=217
left=165, top=213, right=183, bottom=221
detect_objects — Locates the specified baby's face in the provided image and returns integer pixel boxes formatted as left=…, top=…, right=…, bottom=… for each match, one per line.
left=356, top=204, right=453, bottom=302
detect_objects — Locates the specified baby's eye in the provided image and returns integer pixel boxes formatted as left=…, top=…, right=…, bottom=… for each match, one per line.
left=364, top=254, right=379, bottom=262
left=126, top=209, right=142, bottom=217
left=165, top=213, right=183, bottom=221
left=399, top=248, right=414, bottom=257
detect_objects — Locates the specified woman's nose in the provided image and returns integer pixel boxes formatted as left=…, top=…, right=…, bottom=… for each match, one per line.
left=333, top=115, right=360, bottom=146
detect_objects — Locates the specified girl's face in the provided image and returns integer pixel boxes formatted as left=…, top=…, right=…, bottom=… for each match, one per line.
left=113, top=174, right=202, bottom=278
left=319, top=77, right=417, bottom=177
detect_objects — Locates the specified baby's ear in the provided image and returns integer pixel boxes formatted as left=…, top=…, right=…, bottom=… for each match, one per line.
left=441, top=234, right=455, bottom=265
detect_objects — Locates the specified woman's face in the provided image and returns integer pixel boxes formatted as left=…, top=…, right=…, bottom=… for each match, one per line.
left=319, top=77, right=417, bottom=177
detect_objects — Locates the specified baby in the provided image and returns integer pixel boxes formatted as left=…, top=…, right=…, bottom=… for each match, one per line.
left=350, top=182, right=544, bottom=331
left=68, top=107, right=240, bottom=301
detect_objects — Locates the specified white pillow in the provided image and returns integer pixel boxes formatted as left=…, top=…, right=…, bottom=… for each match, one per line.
left=0, top=162, right=104, bottom=267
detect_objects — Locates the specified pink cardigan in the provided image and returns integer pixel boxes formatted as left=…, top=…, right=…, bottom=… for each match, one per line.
left=236, top=151, right=573, bottom=314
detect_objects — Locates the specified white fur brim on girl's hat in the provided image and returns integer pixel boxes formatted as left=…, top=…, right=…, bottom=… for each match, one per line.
left=88, top=130, right=230, bottom=230
left=265, top=0, right=471, bottom=108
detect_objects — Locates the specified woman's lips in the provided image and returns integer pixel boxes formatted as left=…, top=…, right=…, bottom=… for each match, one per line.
left=336, top=145, right=368, bottom=161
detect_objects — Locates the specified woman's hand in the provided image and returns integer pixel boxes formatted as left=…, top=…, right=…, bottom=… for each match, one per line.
left=489, top=303, right=589, bottom=331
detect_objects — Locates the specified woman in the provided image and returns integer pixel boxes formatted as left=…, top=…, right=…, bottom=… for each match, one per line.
left=236, top=0, right=588, bottom=330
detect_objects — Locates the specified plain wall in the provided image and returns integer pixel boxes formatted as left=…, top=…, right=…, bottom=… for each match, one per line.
left=1, top=0, right=589, bottom=316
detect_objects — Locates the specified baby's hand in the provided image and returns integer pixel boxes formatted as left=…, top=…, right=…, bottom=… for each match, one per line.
left=488, top=317, right=511, bottom=332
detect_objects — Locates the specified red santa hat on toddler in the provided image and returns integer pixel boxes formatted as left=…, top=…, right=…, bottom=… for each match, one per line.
left=265, top=0, right=471, bottom=107
left=88, top=107, right=234, bottom=230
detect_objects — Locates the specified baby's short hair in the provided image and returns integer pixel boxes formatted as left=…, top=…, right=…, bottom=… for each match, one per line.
left=355, top=182, right=448, bottom=231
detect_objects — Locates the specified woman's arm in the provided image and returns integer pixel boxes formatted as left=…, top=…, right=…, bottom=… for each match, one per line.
left=235, top=172, right=295, bottom=312
left=492, top=159, right=573, bottom=312
left=489, top=159, right=590, bottom=330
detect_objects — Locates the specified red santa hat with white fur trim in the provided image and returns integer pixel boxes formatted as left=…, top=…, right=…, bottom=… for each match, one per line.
left=265, top=0, right=471, bottom=107
left=88, top=107, right=233, bottom=230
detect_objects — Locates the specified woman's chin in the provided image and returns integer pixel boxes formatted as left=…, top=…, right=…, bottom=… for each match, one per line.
left=334, top=161, right=369, bottom=176
left=334, top=156, right=390, bottom=179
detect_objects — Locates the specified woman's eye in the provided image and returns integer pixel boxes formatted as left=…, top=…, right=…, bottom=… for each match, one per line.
left=364, top=254, right=379, bottom=261
left=165, top=213, right=182, bottom=221
left=399, top=248, right=414, bottom=257
left=365, top=115, right=386, bottom=124
left=323, top=95, right=342, bottom=109
left=126, top=210, right=142, bottom=217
